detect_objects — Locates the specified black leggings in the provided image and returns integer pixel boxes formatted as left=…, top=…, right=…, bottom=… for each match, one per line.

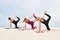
left=42, top=14, right=51, bottom=30
left=13, top=17, right=20, bottom=28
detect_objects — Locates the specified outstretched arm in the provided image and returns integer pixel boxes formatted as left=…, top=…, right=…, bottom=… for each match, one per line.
left=36, top=21, right=42, bottom=33
left=39, top=21, right=41, bottom=31
left=22, top=22, right=26, bottom=31
left=10, top=22, right=12, bottom=28
left=24, top=22, right=26, bottom=30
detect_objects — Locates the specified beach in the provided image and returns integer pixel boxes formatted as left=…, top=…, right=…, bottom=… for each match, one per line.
left=0, top=27, right=60, bottom=40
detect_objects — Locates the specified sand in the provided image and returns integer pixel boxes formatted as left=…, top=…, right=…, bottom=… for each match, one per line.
left=0, top=27, right=60, bottom=40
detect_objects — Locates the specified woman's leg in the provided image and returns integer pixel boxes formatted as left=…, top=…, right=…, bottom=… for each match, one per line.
left=14, top=17, right=20, bottom=28
left=15, top=23, right=19, bottom=28
left=31, top=22, right=36, bottom=29
left=31, top=24, right=35, bottom=29
left=45, top=14, right=51, bottom=23
left=33, top=14, right=37, bottom=19
left=45, top=24, right=50, bottom=30
left=16, top=17, right=20, bottom=23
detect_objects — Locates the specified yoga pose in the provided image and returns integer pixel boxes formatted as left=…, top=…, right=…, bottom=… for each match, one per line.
left=8, top=16, right=20, bottom=28
left=23, top=18, right=36, bottom=30
left=33, top=11, right=51, bottom=32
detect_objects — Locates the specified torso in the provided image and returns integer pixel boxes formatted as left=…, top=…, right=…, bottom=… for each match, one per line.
left=26, top=19, right=34, bottom=25
left=10, top=19, right=15, bottom=23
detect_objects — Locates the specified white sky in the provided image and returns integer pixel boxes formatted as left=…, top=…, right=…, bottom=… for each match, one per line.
left=0, top=0, right=60, bottom=28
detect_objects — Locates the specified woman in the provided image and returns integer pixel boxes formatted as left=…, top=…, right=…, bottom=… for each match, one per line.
left=8, top=16, right=20, bottom=28
left=33, top=11, right=51, bottom=32
left=23, top=18, right=36, bottom=30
